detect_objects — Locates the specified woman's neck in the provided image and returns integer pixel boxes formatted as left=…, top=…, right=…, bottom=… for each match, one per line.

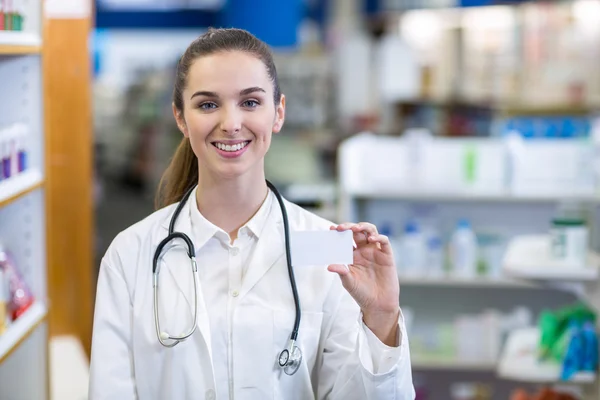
left=195, top=171, right=268, bottom=243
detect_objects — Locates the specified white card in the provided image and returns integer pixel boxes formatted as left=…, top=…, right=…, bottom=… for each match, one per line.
left=290, top=230, right=354, bottom=267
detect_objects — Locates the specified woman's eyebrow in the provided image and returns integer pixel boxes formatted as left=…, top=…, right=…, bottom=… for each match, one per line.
left=190, top=87, right=266, bottom=100
left=239, top=87, right=266, bottom=96
left=190, top=90, right=218, bottom=100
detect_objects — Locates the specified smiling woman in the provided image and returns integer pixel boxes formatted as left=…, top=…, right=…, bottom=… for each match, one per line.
left=88, top=27, right=415, bottom=400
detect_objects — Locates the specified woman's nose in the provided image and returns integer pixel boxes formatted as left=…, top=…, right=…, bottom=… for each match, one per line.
left=219, top=107, right=242, bottom=134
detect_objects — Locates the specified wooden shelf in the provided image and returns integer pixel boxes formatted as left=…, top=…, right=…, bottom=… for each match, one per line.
left=0, top=170, right=44, bottom=208
left=0, top=32, right=42, bottom=55
left=0, top=302, right=48, bottom=364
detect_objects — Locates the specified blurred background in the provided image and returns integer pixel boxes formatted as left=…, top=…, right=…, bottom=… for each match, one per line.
left=2, top=0, right=600, bottom=399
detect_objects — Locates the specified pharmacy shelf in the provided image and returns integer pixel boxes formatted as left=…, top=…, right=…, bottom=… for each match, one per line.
left=503, top=235, right=600, bottom=281
left=412, top=355, right=496, bottom=371
left=349, top=188, right=600, bottom=204
left=399, top=274, right=536, bottom=289
left=0, top=170, right=44, bottom=208
left=0, top=301, right=47, bottom=364
left=498, top=327, right=596, bottom=384
left=0, top=32, right=42, bottom=54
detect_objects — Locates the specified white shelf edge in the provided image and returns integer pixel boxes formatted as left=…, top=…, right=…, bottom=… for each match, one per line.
left=498, top=327, right=597, bottom=384
left=412, top=356, right=496, bottom=371
left=0, top=301, right=48, bottom=362
left=503, top=235, right=599, bottom=282
left=399, top=274, right=535, bottom=288
left=0, top=32, right=42, bottom=47
left=346, top=188, right=600, bottom=203
left=0, top=169, right=44, bottom=205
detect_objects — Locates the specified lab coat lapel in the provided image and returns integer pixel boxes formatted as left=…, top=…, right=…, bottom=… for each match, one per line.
left=158, top=202, right=213, bottom=358
left=239, top=211, right=285, bottom=300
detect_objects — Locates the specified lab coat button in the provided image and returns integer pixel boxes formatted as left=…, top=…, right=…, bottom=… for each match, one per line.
left=232, top=290, right=239, bottom=297
left=231, top=247, right=240, bottom=256
left=205, top=389, right=216, bottom=400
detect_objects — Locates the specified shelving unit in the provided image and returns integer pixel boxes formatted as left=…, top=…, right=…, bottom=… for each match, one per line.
left=337, top=133, right=600, bottom=399
left=0, top=0, right=48, bottom=399
left=0, top=169, right=44, bottom=208
left=0, top=31, right=42, bottom=52
left=503, top=235, right=600, bottom=282
left=399, top=274, right=536, bottom=289
left=498, top=327, right=597, bottom=384
left=413, top=356, right=497, bottom=371
left=0, top=302, right=47, bottom=363
left=348, top=188, right=600, bottom=205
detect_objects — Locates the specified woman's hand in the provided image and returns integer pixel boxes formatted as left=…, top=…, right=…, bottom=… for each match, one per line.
left=328, top=222, right=400, bottom=347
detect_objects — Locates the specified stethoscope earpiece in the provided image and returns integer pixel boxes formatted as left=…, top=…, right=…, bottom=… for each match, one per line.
left=160, top=332, right=170, bottom=341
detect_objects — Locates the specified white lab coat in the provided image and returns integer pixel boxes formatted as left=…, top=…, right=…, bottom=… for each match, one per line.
left=89, top=191, right=415, bottom=400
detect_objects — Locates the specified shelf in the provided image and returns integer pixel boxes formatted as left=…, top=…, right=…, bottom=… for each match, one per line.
left=0, top=32, right=42, bottom=54
left=399, top=274, right=536, bottom=289
left=498, top=327, right=596, bottom=384
left=503, top=235, right=600, bottom=281
left=349, top=188, right=600, bottom=204
left=0, top=170, right=44, bottom=208
left=412, top=355, right=496, bottom=371
left=0, top=301, right=48, bottom=364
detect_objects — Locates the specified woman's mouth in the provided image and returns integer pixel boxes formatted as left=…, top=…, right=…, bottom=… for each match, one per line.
left=211, top=140, right=251, bottom=158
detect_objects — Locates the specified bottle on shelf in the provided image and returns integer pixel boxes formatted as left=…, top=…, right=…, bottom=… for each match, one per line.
left=449, top=219, right=478, bottom=278
left=0, top=268, right=7, bottom=335
left=0, top=0, right=5, bottom=31
left=398, top=220, right=426, bottom=276
left=3, top=0, right=11, bottom=31
left=1, top=126, right=10, bottom=180
left=426, top=235, right=444, bottom=277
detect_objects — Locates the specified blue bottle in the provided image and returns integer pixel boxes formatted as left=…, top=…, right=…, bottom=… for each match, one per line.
left=581, top=320, right=598, bottom=373
left=561, top=320, right=583, bottom=381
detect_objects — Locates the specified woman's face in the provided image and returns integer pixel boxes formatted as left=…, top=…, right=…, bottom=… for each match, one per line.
left=174, top=50, right=285, bottom=180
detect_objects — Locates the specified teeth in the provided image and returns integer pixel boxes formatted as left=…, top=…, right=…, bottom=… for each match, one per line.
left=215, top=141, right=248, bottom=152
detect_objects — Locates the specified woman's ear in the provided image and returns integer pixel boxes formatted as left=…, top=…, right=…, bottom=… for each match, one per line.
left=272, top=94, right=286, bottom=134
left=172, top=103, right=189, bottom=137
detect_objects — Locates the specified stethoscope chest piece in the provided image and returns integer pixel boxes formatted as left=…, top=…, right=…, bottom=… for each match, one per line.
left=278, top=340, right=303, bottom=376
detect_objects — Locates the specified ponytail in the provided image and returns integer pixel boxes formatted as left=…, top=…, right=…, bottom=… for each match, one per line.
left=155, top=138, right=198, bottom=210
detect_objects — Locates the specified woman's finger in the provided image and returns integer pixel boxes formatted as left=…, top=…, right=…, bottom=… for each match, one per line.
left=327, top=264, right=354, bottom=289
left=366, top=234, right=393, bottom=255
left=351, top=222, right=378, bottom=237
left=335, top=222, right=357, bottom=232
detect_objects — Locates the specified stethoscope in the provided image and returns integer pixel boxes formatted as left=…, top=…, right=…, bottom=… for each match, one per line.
left=152, top=180, right=303, bottom=375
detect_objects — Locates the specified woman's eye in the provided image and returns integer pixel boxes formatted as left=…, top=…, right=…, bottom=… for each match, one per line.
left=242, top=100, right=259, bottom=108
left=199, top=102, right=217, bottom=110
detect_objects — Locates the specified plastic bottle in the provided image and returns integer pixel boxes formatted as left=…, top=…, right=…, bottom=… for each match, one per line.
left=561, top=320, right=583, bottom=381
left=450, top=219, right=478, bottom=277
left=426, top=235, right=444, bottom=277
left=399, top=221, right=426, bottom=276
left=15, top=124, right=28, bottom=173
left=1, top=128, right=10, bottom=179
left=581, top=320, right=598, bottom=373
left=0, top=269, right=7, bottom=335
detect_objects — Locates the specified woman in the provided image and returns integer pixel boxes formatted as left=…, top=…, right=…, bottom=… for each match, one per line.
left=89, top=28, right=414, bottom=400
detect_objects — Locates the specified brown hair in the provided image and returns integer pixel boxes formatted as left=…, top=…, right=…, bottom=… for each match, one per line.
left=155, top=27, right=282, bottom=209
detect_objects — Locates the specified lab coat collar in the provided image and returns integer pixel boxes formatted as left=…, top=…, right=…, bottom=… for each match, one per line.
left=187, top=186, right=275, bottom=251
left=156, top=186, right=287, bottom=311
